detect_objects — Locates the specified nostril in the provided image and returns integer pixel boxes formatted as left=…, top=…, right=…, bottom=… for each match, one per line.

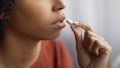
left=52, top=1, right=66, bottom=11
left=52, top=6, right=65, bottom=11
left=58, top=7, right=64, bottom=11
left=53, top=6, right=66, bottom=12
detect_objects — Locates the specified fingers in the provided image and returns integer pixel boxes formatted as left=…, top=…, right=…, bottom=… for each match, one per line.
left=83, top=31, right=112, bottom=56
left=70, top=21, right=112, bottom=56
left=84, top=35, right=99, bottom=56
left=86, top=36, right=96, bottom=52
left=91, top=41, right=100, bottom=56
left=70, top=25, right=83, bottom=50
left=73, top=22, right=93, bottom=32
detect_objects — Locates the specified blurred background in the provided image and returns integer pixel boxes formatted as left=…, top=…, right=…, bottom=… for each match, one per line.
left=57, top=0, right=120, bottom=68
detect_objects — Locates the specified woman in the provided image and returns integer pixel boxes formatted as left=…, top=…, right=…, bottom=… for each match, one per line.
left=0, top=0, right=112, bottom=68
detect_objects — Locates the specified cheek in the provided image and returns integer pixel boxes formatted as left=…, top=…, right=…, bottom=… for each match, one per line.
left=17, top=0, right=53, bottom=24
left=9, top=15, right=61, bottom=40
left=9, top=0, right=61, bottom=39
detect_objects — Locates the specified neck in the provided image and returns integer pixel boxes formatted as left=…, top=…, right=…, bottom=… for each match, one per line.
left=0, top=29, right=42, bottom=68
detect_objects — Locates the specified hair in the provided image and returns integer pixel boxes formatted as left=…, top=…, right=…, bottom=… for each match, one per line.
left=0, top=0, right=15, bottom=41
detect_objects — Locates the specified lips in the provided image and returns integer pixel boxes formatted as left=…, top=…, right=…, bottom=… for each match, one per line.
left=51, top=15, right=66, bottom=30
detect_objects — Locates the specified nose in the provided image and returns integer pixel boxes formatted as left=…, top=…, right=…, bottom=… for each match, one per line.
left=52, top=0, right=66, bottom=12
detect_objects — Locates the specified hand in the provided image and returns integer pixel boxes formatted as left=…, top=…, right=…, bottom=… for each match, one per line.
left=70, top=22, right=112, bottom=68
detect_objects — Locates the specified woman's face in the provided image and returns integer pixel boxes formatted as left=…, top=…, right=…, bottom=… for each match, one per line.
left=8, top=0, right=66, bottom=40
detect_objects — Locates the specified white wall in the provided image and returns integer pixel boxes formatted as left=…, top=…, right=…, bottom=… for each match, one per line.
left=107, top=0, right=120, bottom=64
left=58, top=0, right=120, bottom=68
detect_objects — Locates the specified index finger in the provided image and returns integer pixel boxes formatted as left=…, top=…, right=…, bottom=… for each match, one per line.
left=73, top=22, right=93, bottom=32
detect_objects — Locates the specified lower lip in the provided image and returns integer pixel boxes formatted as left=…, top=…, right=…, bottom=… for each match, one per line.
left=51, top=22, right=66, bottom=30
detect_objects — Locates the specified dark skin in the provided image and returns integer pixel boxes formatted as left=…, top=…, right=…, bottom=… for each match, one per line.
left=0, top=0, right=112, bottom=68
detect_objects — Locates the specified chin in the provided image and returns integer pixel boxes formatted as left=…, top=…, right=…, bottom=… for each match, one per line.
left=41, top=32, right=61, bottom=40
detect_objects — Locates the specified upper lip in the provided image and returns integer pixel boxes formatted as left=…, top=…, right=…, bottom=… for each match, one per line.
left=52, top=15, right=66, bottom=25
left=58, top=15, right=66, bottom=23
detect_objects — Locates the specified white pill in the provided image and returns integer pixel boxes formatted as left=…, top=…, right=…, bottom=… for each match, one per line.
left=66, top=18, right=74, bottom=26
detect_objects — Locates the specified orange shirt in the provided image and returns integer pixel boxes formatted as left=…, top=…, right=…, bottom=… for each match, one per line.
left=31, top=40, right=73, bottom=68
